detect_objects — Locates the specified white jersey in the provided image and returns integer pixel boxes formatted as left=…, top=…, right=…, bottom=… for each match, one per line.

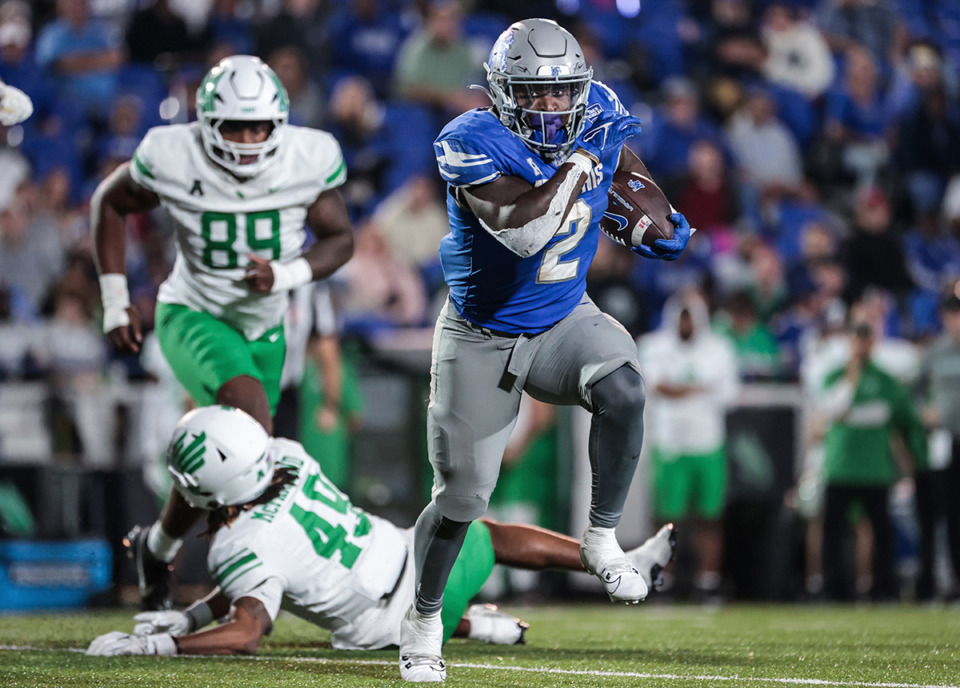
left=207, top=439, right=412, bottom=650
left=130, top=123, right=346, bottom=340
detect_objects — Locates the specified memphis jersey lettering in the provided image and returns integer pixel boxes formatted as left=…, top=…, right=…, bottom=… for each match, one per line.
left=434, top=81, right=630, bottom=334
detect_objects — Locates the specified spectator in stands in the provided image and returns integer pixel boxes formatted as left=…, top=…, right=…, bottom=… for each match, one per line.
left=393, top=0, right=485, bottom=124
left=726, top=86, right=805, bottom=228
left=639, top=288, right=739, bottom=602
left=36, top=167, right=85, bottom=250
left=639, top=77, right=726, bottom=183
left=888, top=41, right=950, bottom=121
left=34, top=0, right=124, bottom=121
left=206, top=0, right=254, bottom=55
left=747, top=241, right=790, bottom=324
left=0, top=277, right=45, bottom=380
left=268, top=46, right=325, bottom=129
left=714, top=289, right=784, bottom=381
left=370, top=174, right=449, bottom=271
left=0, top=195, right=64, bottom=314
left=695, top=0, right=765, bottom=83
left=96, top=94, right=144, bottom=172
left=814, top=0, right=906, bottom=72
left=665, top=138, right=740, bottom=239
left=124, top=0, right=203, bottom=68
left=256, top=0, right=330, bottom=79
left=823, top=44, right=893, bottom=189
left=914, top=284, right=960, bottom=600
left=760, top=1, right=834, bottom=100
left=43, top=285, right=111, bottom=465
left=841, top=186, right=914, bottom=304
left=893, top=72, right=960, bottom=222
left=817, top=312, right=928, bottom=601
left=326, top=75, right=434, bottom=218
left=339, top=221, right=428, bottom=333
left=785, top=220, right=839, bottom=301
left=328, top=0, right=409, bottom=99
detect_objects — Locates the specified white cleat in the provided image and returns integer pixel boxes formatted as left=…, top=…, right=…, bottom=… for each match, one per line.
left=399, top=605, right=446, bottom=683
left=627, top=523, right=678, bottom=592
left=580, top=525, right=648, bottom=604
left=465, top=603, right=529, bottom=645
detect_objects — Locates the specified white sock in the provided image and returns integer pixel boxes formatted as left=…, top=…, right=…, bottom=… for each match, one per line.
left=146, top=523, right=182, bottom=563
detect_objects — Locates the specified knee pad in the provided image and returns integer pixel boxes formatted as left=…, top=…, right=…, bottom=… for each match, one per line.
left=436, top=490, right=490, bottom=523
left=592, top=365, right=646, bottom=416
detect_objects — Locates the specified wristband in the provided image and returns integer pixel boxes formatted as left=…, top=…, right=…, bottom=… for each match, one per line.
left=184, top=601, right=214, bottom=631
left=567, top=150, right=596, bottom=175
left=99, top=273, right=130, bottom=333
left=269, top=256, right=313, bottom=293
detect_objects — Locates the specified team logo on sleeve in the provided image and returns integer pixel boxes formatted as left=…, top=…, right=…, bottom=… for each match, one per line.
left=628, top=179, right=645, bottom=192
left=585, top=104, right=603, bottom=124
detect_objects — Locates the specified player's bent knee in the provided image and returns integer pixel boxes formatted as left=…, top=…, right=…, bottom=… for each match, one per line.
left=436, top=492, right=490, bottom=523
left=593, top=365, right=645, bottom=416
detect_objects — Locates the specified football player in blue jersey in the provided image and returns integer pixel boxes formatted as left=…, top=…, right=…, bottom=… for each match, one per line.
left=399, top=18, right=692, bottom=683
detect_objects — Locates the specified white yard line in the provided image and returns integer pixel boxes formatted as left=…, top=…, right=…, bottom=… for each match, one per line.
left=1, top=646, right=956, bottom=688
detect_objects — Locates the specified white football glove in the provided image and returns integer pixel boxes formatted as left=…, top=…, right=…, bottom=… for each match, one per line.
left=86, top=631, right=177, bottom=656
left=465, top=603, right=529, bottom=645
left=134, top=610, right=192, bottom=637
left=0, top=83, right=33, bottom=126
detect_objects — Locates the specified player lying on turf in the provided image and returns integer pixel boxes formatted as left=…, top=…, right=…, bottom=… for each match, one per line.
left=87, top=406, right=675, bottom=656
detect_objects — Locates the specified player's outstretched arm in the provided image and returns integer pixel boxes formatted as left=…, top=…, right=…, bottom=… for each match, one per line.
left=243, top=188, right=355, bottom=293
left=87, top=596, right=270, bottom=657
left=175, top=596, right=272, bottom=655
left=91, top=162, right=161, bottom=353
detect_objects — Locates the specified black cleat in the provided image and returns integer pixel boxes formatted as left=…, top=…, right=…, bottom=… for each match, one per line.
left=123, top=525, right=173, bottom=611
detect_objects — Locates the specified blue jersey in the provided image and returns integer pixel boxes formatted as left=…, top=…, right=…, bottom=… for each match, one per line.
left=434, top=82, right=629, bottom=335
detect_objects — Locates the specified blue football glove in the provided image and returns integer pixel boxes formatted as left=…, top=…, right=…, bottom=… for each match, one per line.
left=632, top=212, right=694, bottom=261
left=573, top=110, right=642, bottom=165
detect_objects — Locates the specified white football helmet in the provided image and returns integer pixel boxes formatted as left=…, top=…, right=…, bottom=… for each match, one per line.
left=196, top=55, right=289, bottom=178
left=484, top=19, right=593, bottom=161
left=167, top=406, right=274, bottom=510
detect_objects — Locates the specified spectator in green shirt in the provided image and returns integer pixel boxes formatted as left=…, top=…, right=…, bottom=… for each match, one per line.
left=819, top=317, right=928, bottom=601
left=714, top=289, right=784, bottom=381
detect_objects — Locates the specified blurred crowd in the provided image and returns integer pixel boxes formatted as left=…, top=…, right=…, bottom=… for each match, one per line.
left=3, top=0, right=960, bottom=599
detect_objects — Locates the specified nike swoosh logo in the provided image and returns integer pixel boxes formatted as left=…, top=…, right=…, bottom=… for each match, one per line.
left=267, top=184, right=286, bottom=194
left=268, top=332, right=280, bottom=343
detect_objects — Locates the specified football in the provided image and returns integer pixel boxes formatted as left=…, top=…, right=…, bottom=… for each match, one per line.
left=598, top=170, right=675, bottom=249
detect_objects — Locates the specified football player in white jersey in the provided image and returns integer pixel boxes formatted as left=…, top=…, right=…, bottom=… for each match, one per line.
left=91, top=55, right=355, bottom=611
left=86, top=406, right=676, bottom=658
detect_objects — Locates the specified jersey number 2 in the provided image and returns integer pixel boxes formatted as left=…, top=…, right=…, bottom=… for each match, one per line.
left=200, top=210, right=281, bottom=269
left=289, top=472, right=371, bottom=569
left=537, top=200, right=591, bottom=283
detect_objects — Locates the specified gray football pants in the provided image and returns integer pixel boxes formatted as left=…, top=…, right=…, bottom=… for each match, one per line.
left=413, top=296, right=646, bottom=613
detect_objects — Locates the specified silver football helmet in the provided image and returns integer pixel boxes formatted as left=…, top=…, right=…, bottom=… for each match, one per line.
left=196, top=55, right=289, bottom=178
left=167, top=406, right=274, bottom=510
left=484, top=19, right=593, bottom=161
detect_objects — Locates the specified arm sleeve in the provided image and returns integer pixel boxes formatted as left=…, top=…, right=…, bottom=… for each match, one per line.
left=434, top=137, right=502, bottom=188
left=129, top=130, right=161, bottom=193
left=210, top=547, right=286, bottom=622
left=819, top=369, right=855, bottom=422
left=320, top=137, right=347, bottom=191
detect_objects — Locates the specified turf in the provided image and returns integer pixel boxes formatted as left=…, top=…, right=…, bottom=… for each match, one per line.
left=0, top=604, right=958, bottom=687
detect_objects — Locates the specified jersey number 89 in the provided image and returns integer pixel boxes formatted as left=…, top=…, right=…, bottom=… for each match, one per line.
left=200, top=210, right=281, bottom=269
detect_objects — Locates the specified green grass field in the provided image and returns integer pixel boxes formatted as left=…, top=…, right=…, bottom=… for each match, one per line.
left=1, top=604, right=958, bottom=687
